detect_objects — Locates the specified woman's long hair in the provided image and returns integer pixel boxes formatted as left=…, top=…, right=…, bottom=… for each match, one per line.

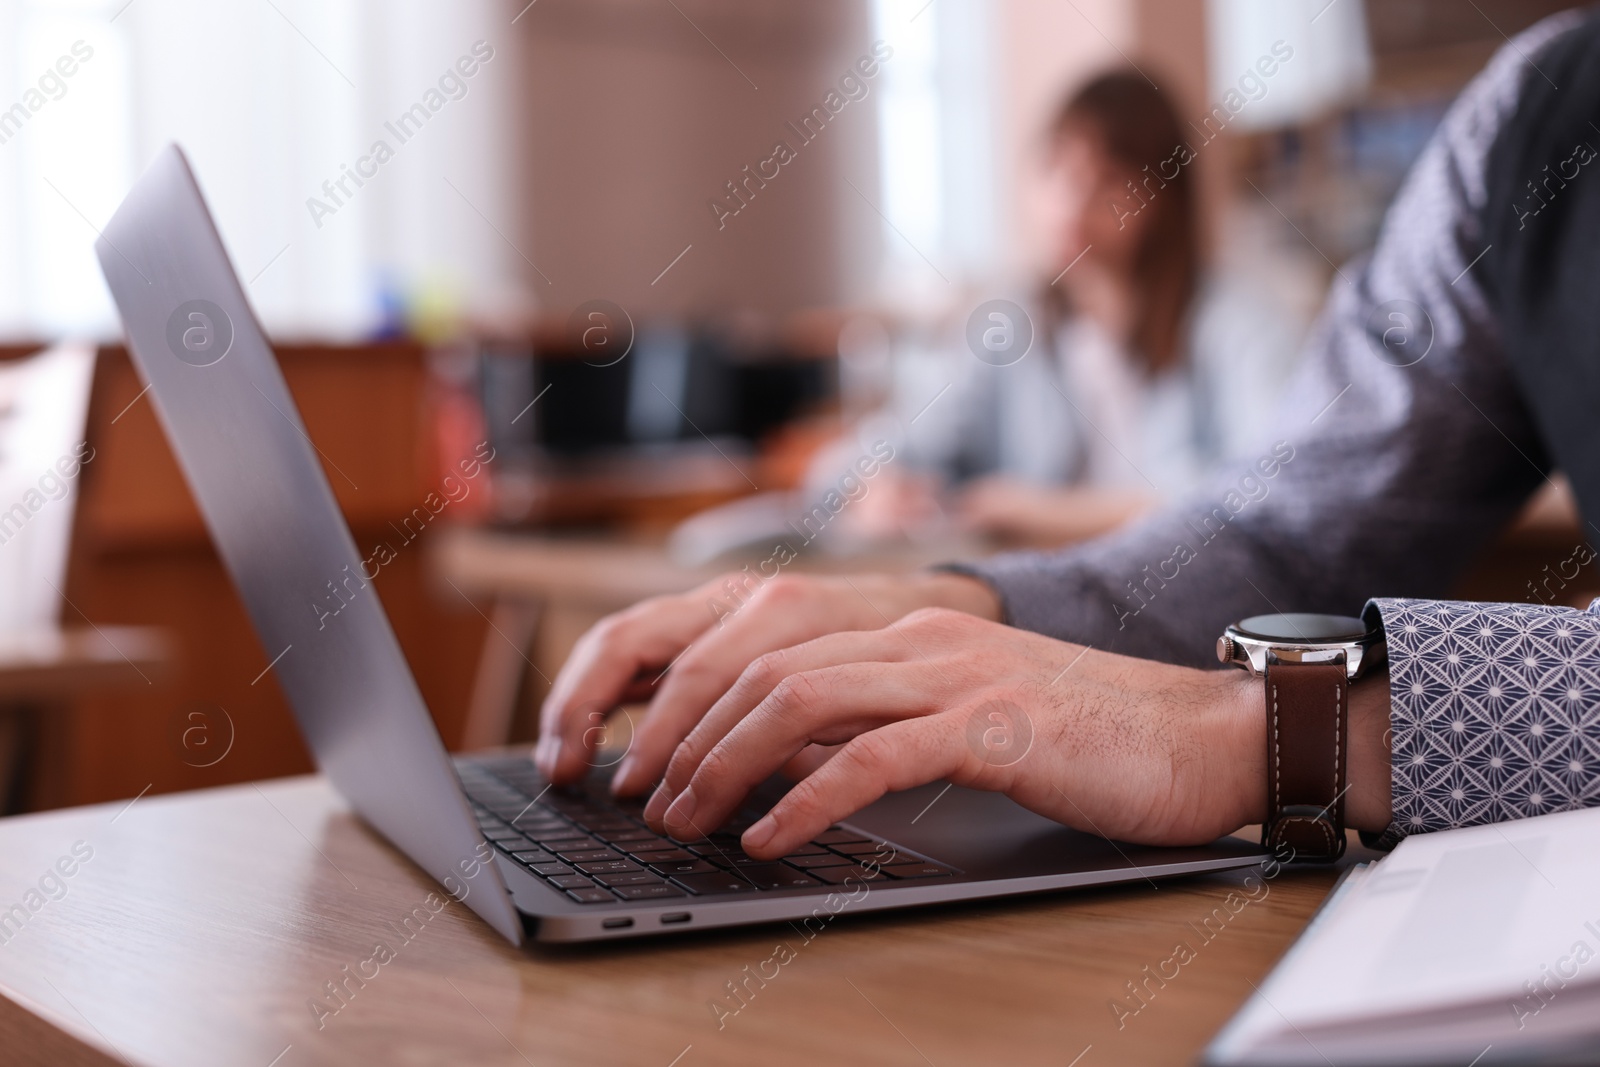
left=1046, top=70, right=1200, bottom=376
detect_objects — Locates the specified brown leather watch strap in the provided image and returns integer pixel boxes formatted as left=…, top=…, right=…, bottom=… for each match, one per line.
left=1263, top=655, right=1348, bottom=862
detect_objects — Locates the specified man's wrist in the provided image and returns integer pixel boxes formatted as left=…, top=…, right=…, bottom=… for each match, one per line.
left=1345, top=671, right=1393, bottom=833
left=904, top=572, right=1004, bottom=622
left=1206, top=666, right=1393, bottom=838
left=1207, top=671, right=1269, bottom=832
left=825, top=572, right=1003, bottom=632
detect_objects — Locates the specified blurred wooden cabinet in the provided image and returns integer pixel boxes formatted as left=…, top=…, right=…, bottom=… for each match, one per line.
left=41, top=343, right=489, bottom=810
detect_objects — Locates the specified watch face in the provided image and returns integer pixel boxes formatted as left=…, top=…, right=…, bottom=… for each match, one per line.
left=1235, top=613, right=1369, bottom=643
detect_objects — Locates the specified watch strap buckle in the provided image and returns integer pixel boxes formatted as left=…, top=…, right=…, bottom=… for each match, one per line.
left=1263, top=804, right=1346, bottom=862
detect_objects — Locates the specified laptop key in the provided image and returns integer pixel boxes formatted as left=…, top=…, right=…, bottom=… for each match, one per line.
left=483, top=828, right=526, bottom=841
left=494, top=841, right=542, bottom=859
left=547, top=800, right=602, bottom=817
left=490, top=837, right=533, bottom=854
left=739, top=863, right=822, bottom=890
left=700, top=852, right=772, bottom=868
left=808, top=864, right=891, bottom=885
left=831, top=841, right=893, bottom=857
left=529, top=862, right=572, bottom=876
left=883, top=862, right=956, bottom=879
left=815, top=828, right=872, bottom=845
left=550, top=874, right=595, bottom=889
left=566, top=887, right=617, bottom=904
left=509, top=850, right=550, bottom=865
left=648, top=859, right=720, bottom=877
left=593, top=871, right=663, bottom=887
left=625, top=846, right=695, bottom=863
left=486, top=805, right=534, bottom=821
left=573, top=817, right=640, bottom=833
left=785, top=853, right=855, bottom=869
left=575, top=859, right=642, bottom=876
left=614, top=883, right=687, bottom=901
left=671, top=871, right=760, bottom=895
left=533, top=834, right=596, bottom=849
left=555, top=849, right=620, bottom=864
left=606, top=828, right=666, bottom=843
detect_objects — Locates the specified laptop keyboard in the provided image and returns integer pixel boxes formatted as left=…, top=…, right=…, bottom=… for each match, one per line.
left=459, top=758, right=958, bottom=906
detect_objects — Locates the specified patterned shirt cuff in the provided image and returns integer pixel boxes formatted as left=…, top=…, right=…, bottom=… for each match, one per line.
left=1362, top=596, right=1600, bottom=851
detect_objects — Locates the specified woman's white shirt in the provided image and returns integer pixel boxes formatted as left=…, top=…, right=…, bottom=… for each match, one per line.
left=894, top=271, right=1310, bottom=499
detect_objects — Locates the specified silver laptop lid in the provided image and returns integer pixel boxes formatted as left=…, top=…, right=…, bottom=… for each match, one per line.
left=95, top=145, right=522, bottom=944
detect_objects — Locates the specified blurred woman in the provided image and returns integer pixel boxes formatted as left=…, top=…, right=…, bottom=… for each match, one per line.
left=865, top=69, right=1311, bottom=547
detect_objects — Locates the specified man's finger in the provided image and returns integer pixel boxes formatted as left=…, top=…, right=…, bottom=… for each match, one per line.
left=537, top=594, right=714, bottom=782
left=612, top=587, right=878, bottom=795
left=739, top=716, right=966, bottom=859
left=649, top=628, right=915, bottom=808
left=655, top=661, right=935, bottom=838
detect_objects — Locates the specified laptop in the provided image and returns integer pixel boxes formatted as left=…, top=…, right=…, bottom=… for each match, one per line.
left=95, top=145, right=1267, bottom=944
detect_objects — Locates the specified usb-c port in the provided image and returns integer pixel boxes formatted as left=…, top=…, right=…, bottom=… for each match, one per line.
left=660, top=912, right=691, bottom=924
left=602, top=918, right=634, bottom=929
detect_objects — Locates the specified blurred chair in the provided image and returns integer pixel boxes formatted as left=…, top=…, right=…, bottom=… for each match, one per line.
left=0, top=343, right=168, bottom=812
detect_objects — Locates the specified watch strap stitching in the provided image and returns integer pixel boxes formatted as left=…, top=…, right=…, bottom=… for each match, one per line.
left=1332, top=679, right=1344, bottom=824
left=1262, top=660, right=1347, bottom=861
left=1269, top=678, right=1281, bottom=820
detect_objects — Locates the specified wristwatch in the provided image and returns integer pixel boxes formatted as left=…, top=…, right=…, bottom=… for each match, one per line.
left=1217, top=613, right=1385, bottom=862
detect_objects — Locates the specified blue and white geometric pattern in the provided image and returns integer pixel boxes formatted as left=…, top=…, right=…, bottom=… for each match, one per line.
left=1368, top=597, right=1600, bottom=849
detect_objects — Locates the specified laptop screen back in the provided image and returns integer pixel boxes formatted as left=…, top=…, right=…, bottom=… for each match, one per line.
left=95, top=145, right=522, bottom=944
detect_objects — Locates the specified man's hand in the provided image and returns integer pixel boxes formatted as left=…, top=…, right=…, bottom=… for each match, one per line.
left=642, top=608, right=1273, bottom=858
left=538, top=572, right=1394, bottom=861
left=535, top=571, right=1001, bottom=793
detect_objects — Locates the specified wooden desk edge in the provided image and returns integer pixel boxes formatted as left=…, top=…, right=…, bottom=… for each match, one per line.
left=0, top=976, right=125, bottom=1067
left=0, top=626, right=174, bottom=703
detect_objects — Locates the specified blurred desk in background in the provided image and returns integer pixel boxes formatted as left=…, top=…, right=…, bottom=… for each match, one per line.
left=0, top=626, right=170, bottom=814
left=0, top=774, right=1358, bottom=1067
left=51, top=341, right=491, bottom=812
left=1452, top=477, right=1599, bottom=606
left=438, top=477, right=1600, bottom=752
left=431, top=526, right=988, bottom=749
left=0, top=628, right=169, bottom=704
left=488, top=448, right=761, bottom=532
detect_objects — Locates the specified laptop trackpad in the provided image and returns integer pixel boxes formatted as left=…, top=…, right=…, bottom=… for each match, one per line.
left=839, top=780, right=1260, bottom=879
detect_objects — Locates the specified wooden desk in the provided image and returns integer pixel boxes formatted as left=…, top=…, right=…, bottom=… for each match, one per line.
left=0, top=775, right=1365, bottom=1067
left=433, top=526, right=989, bottom=612
left=0, top=627, right=171, bottom=814
left=0, top=627, right=168, bottom=703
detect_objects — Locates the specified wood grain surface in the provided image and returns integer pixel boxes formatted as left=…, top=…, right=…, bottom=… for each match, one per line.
left=0, top=775, right=1366, bottom=1067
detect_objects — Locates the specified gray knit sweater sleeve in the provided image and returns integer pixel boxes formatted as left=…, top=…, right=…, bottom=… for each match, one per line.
left=949, top=14, right=1579, bottom=669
